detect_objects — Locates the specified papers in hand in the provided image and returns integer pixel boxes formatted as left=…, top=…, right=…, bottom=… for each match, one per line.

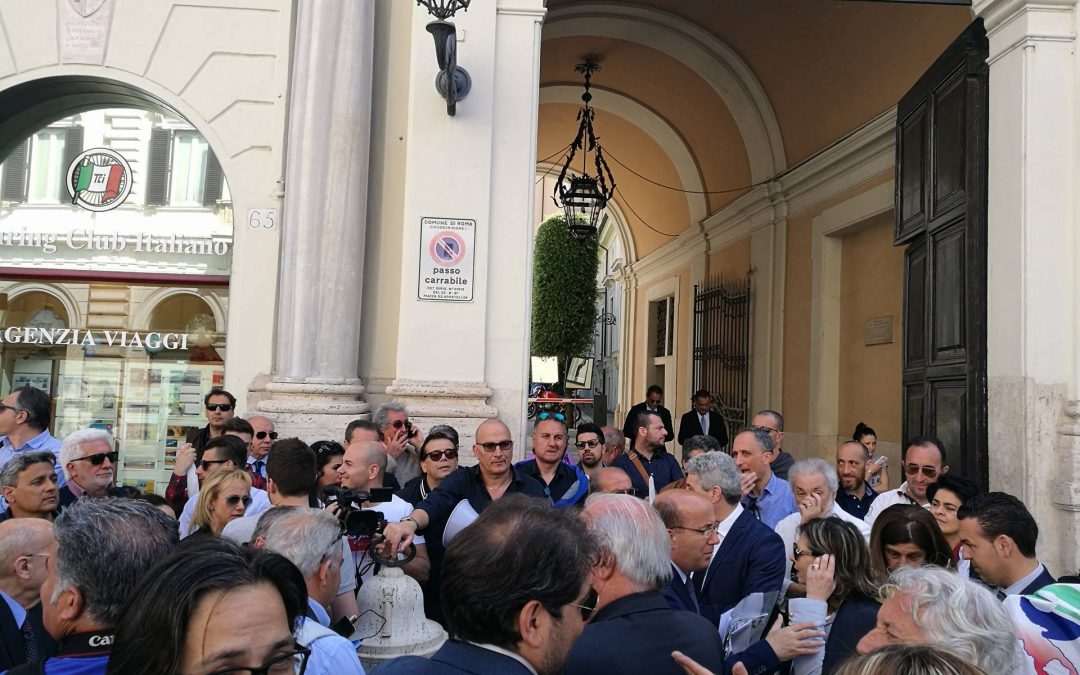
left=719, top=591, right=779, bottom=655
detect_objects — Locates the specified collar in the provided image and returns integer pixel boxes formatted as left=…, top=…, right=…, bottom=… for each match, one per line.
left=465, top=642, right=538, bottom=675
left=67, top=479, right=88, bottom=499
left=753, top=472, right=779, bottom=498
left=58, top=630, right=114, bottom=657
left=470, top=464, right=523, bottom=488
left=246, top=456, right=266, bottom=466
left=1005, top=562, right=1046, bottom=596
left=0, top=587, right=26, bottom=628
left=306, top=597, right=332, bottom=627
left=591, top=591, right=670, bottom=624
left=671, top=562, right=689, bottom=584
left=1, top=429, right=54, bottom=452
left=718, top=503, right=744, bottom=537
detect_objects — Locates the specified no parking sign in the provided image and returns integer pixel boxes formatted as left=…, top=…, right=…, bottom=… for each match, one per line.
left=418, top=217, right=476, bottom=301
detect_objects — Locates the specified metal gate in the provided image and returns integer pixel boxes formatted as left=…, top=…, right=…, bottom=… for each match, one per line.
left=692, top=273, right=752, bottom=449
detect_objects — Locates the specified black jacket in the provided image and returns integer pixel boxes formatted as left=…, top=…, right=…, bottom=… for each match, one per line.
left=622, top=402, right=675, bottom=444
left=0, top=601, right=57, bottom=671
left=677, top=409, right=728, bottom=448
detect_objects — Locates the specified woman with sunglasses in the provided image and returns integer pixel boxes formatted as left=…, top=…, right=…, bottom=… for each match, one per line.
left=397, top=431, right=460, bottom=507
left=108, top=536, right=309, bottom=675
left=788, top=516, right=881, bottom=674
left=191, top=468, right=252, bottom=537
left=927, top=474, right=982, bottom=578
left=311, top=440, right=346, bottom=489
left=868, top=504, right=953, bottom=584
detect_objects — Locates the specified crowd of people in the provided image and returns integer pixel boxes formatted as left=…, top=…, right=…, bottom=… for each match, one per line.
left=0, top=382, right=1078, bottom=674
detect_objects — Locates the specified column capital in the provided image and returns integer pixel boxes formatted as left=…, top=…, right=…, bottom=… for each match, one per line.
left=973, top=0, right=1075, bottom=50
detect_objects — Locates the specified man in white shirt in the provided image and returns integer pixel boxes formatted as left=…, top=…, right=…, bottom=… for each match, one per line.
left=774, top=458, right=871, bottom=597
left=864, top=435, right=948, bottom=527
left=179, top=435, right=270, bottom=537
left=337, top=440, right=429, bottom=586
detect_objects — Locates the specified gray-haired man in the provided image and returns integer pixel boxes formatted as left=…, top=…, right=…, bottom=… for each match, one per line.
left=57, top=429, right=125, bottom=509
left=374, top=402, right=424, bottom=485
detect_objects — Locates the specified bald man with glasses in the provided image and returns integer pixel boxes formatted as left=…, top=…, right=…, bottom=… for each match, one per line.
left=381, top=419, right=550, bottom=557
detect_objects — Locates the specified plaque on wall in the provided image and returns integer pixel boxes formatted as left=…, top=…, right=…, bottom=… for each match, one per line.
left=864, top=316, right=895, bottom=346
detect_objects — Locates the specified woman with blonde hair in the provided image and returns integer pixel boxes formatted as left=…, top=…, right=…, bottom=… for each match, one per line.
left=190, top=468, right=252, bottom=537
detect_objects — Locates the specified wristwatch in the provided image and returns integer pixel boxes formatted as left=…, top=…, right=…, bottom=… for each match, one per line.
left=400, top=516, right=420, bottom=531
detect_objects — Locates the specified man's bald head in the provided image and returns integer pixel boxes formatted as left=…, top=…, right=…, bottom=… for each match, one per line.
left=351, top=440, right=387, bottom=475
left=591, top=467, right=633, bottom=495
left=653, top=488, right=714, bottom=526
left=0, top=518, right=53, bottom=580
left=475, top=418, right=511, bottom=442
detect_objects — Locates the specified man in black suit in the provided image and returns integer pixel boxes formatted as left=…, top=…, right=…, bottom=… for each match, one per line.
left=684, top=451, right=786, bottom=626
left=377, top=495, right=594, bottom=675
left=958, top=491, right=1056, bottom=597
left=654, top=490, right=718, bottom=614
left=564, top=494, right=725, bottom=675
left=678, top=390, right=728, bottom=450
left=0, top=518, right=57, bottom=670
left=622, top=385, right=674, bottom=446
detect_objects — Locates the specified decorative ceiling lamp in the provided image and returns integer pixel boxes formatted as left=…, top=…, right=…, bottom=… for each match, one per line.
left=553, top=61, right=617, bottom=241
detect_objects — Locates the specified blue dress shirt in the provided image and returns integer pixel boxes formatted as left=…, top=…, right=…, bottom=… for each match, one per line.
left=0, top=587, right=26, bottom=630
left=301, top=598, right=366, bottom=675
left=0, top=430, right=65, bottom=512
left=741, top=473, right=797, bottom=529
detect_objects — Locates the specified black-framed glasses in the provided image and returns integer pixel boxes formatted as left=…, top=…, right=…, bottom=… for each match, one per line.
left=0, top=403, right=26, bottom=415
left=225, top=495, right=253, bottom=507
left=205, top=645, right=310, bottom=675
left=200, top=458, right=230, bottom=470
left=477, top=440, right=514, bottom=453
left=575, top=439, right=601, bottom=449
left=537, top=412, right=565, bottom=422
left=422, top=450, right=458, bottom=462
left=609, top=487, right=638, bottom=496
left=72, top=451, right=118, bottom=466
left=206, top=403, right=233, bottom=412
left=753, top=425, right=780, bottom=435
left=904, top=463, right=938, bottom=478
left=671, top=524, right=718, bottom=538
left=255, top=431, right=278, bottom=441
left=793, top=543, right=822, bottom=559
left=391, top=420, right=413, bottom=431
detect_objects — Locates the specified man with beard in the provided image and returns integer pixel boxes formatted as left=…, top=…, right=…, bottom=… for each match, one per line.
left=57, top=429, right=126, bottom=509
left=865, top=436, right=948, bottom=527
left=835, top=440, right=878, bottom=520
left=378, top=495, right=594, bottom=674
left=574, top=422, right=605, bottom=480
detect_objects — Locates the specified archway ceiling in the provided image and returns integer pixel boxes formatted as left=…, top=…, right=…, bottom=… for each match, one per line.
left=540, top=0, right=971, bottom=248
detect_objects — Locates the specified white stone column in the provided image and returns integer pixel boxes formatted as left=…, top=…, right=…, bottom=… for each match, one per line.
left=974, top=0, right=1078, bottom=573
left=385, top=0, right=546, bottom=459
left=257, top=0, right=375, bottom=438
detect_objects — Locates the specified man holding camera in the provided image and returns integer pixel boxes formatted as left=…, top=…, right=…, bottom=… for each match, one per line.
left=337, top=440, right=430, bottom=586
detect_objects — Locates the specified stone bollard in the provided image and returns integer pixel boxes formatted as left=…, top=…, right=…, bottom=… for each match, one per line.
left=355, top=566, right=447, bottom=672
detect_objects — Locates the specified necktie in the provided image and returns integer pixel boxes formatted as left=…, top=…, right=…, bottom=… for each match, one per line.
left=252, top=460, right=264, bottom=477
left=22, top=619, right=38, bottom=663
left=746, top=494, right=760, bottom=521
left=700, top=413, right=708, bottom=435
left=996, top=588, right=1008, bottom=602
left=687, top=575, right=701, bottom=612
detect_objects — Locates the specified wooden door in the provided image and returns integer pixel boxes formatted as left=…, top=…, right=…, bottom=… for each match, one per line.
left=895, top=20, right=988, bottom=486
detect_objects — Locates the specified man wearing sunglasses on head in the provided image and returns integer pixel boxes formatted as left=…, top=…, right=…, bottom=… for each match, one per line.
left=185, top=387, right=237, bottom=453
left=864, top=435, right=949, bottom=527
left=0, top=386, right=64, bottom=513
left=56, top=429, right=127, bottom=510
left=515, top=415, right=589, bottom=508
left=179, top=435, right=272, bottom=538
left=380, top=418, right=549, bottom=559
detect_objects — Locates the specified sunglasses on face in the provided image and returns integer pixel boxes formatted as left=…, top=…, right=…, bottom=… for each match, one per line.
left=206, top=404, right=233, bottom=412
left=200, top=458, right=230, bottom=470
left=575, top=439, right=601, bottom=449
left=225, top=495, right=253, bottom=507
left=904, top=464, right=938, bottom=478
left=73, top=451, right=119, bottom=466
left=391, top=420, right=413, bottom=430
left=477, top=440, right=514, bottom=453
left=422, top=450, right=458, bottom=462
left=255, top=431, right=278, bottom=441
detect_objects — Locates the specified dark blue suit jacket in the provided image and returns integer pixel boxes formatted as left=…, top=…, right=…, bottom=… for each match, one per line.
left=563, top=591, right=725, bottom=675
left=376, top=639, right=534, bottom=674
left=1019, top=566, right=1057, bottom=597
left=663, top=563, right=700, bottom=614
left=693, top=508, right=786, bottom=626
left=820, top=593, right=880, bottom=674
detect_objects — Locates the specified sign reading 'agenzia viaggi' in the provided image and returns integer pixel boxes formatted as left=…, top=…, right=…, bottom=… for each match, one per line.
left=0, top=327, right=190, bottom=350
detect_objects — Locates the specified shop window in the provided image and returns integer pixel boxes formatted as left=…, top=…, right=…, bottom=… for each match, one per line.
left=145, top=127, right=224, bottom=208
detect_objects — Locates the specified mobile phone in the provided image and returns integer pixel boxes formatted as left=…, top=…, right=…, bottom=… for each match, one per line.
left=874, top=455, right=888, bottom=465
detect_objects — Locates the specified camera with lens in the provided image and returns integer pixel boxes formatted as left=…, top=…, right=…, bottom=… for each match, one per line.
left=323, top=485, right=393, bottom=538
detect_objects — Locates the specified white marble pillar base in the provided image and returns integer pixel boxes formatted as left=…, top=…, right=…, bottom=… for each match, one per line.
left=256, top=380, right=371, bottom=443
left=385, top=378, right=497, bottom=465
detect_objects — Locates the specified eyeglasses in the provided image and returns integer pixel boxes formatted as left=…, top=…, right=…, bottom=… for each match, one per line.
left=255, top=431, right=278, bottom=441
left=0, top=403, right=26, bottom=415
left=205, top=645, right=310, bottom=675
left=904, top=464, right=938, bottom=478
left=206, top=403, right=233, bottom=412
left=568, top=596, right=598, bottom=622
left=422, top=449, right=458, bottom=462
left=390, top=420, right=413, bottom=430
left=72, top=451, right=118, bottom=466
left=753, top=425, right=780, bottom=435
left=609, top=488, right=638, bottom=496
left=537, top=412, right=565, bottom=422
left=200, top=458, right=230, bottom=470
left=575, top=439, right=601, bottom=449
left=477, top=440, right=514, bottom=453
left=225, top=495, right=253, bottom=507
left=793, top=543, right=822, bottom=559
left=671, top=524, right=718, bottom=538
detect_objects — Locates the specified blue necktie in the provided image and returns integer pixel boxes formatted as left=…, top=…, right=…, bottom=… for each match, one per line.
left=253, top=460, right=264, bottom=477
left=22, top=620, right=38, bottom=662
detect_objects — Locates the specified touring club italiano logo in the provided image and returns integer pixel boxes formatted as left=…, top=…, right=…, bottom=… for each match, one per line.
left=66, top=148, right=132, bottom=212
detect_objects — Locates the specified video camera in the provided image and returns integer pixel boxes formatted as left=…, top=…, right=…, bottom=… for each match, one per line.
left=323, top=485, right=393, bottom=538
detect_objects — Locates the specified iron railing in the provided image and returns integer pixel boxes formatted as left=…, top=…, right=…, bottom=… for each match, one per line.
left=692, top=273, right=752, bottom=449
